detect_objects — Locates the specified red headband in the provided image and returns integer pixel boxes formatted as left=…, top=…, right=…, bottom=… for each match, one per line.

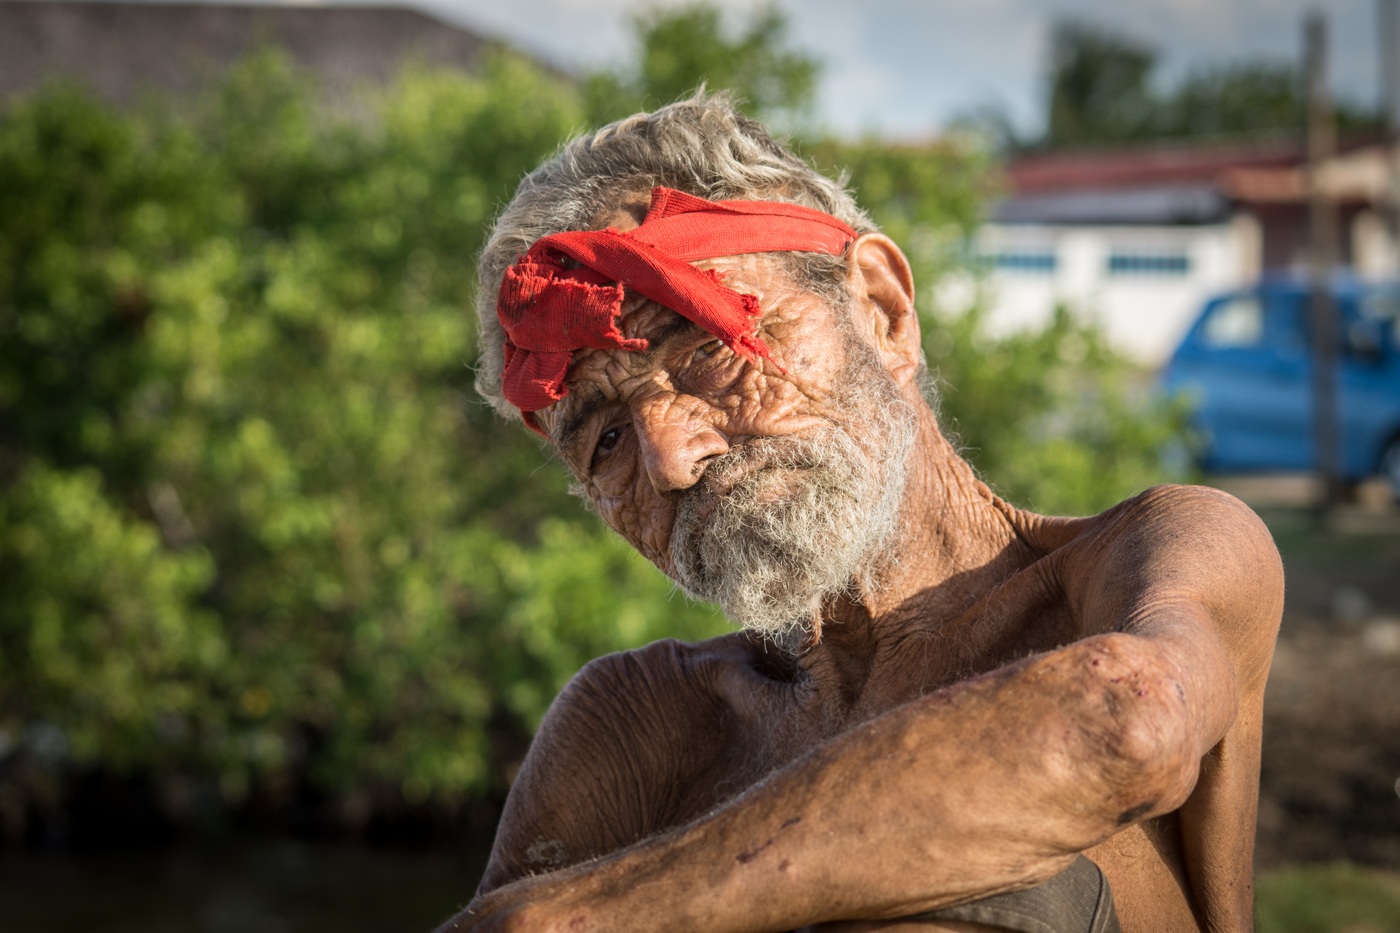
left=497, top=187, right=857, bottom=435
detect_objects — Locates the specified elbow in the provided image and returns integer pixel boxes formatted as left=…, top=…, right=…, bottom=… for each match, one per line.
left=1064, top=634, right=1206, bottom=831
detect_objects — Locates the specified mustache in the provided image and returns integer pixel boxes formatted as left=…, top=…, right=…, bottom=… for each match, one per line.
left=691, top=437, right=824, bottom=499
left=672, top=434, right=842, bottom=542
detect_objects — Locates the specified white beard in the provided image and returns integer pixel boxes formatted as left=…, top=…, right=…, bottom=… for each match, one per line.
left=669, top=342, right=917, bottom=642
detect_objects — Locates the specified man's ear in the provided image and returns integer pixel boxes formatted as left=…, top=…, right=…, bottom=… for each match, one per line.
left=844, top=233, right=921, bottom=387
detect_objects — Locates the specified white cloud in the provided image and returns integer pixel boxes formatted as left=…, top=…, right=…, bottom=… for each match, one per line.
left=416, top=0, right=1376, bottom=136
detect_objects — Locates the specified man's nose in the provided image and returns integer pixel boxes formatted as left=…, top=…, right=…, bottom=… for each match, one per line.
left=633, top=397, right=730, bottom=495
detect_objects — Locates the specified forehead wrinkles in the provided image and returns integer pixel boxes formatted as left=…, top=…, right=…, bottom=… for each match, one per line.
left=547, top=315, right=692, bottom=455
left=542, top=252, right=813, bottom=449
left=571, top=311, right=693, bottom=390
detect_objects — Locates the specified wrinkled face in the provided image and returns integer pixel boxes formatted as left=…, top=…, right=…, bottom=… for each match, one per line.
left=534, top=249, right=918, bottom=640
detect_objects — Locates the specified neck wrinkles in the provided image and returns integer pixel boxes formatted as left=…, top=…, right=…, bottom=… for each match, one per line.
left=797, top=404, right=1038, bottom=716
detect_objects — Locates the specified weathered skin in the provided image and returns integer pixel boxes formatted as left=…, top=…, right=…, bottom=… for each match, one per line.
left=439, top=197, right=1284, bottom=933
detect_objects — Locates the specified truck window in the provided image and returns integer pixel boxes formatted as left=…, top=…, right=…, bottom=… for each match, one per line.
left=1361, top=291, right=1400, bottom=348
left=1201, top=296, right=1264, bottom=348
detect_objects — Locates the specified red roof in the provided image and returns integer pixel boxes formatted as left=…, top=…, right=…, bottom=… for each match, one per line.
left=1006, top=139, right=1307, bottom=194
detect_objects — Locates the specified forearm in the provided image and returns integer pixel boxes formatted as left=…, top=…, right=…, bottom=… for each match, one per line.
left=442, top=633, right=1206, bottom=933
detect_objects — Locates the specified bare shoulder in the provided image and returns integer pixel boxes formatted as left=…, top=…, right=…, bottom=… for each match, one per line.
left=1099, top=482, right=1273, bottom=537
left=478, top=632, right=783, bottom=894
left=1019, top=483, right=1271, bottom=549
left=1084, top=483, right=1283, bottom=612
left=1028, top=484, right=1284, bottom=681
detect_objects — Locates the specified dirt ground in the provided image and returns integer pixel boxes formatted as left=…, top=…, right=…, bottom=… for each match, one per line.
left=1259, top=620, right=1400, bottom=867
left=1247, top=493, right=1400, bottom=869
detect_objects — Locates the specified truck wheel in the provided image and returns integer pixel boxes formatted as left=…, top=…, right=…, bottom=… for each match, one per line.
left=1384, top=436, right=1400, bottom=501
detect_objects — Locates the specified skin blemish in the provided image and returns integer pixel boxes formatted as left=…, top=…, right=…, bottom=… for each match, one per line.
left=736, top=838, right=776, bottom=864
left=525, top=839, right=568, bottom=867
left=1117, top=802, right=1156, bottom=825
left=782, top=816, right=802, bottom=829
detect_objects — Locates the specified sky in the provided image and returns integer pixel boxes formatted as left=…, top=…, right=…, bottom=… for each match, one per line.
left=406, top=0, right=1380, bottom=139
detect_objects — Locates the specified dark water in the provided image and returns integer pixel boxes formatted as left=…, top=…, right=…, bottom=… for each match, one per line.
left=0, top=838, right=488, bottom=933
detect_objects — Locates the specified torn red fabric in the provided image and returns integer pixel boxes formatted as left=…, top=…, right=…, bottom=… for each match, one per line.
left=497, top=186, right=858, bottom=435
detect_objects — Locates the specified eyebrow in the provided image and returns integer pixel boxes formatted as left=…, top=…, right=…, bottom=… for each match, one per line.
left=549, top=316, right=705, bottom=456
left=553, top=387, right=604, bottom=454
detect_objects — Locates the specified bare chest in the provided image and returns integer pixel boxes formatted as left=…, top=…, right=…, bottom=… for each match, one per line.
left=663, top=591, right=1091, bottom=831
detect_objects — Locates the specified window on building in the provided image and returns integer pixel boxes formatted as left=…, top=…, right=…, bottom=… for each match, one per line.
left=1106, top=253, right=1191, bottom=276
left=1201, top=296, right=1264, bottom=348
left=988, top=251, right=1057, bottom=273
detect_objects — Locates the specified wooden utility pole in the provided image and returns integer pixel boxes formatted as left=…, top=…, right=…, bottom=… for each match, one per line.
left=1383, top=0, right=1400, bottom=139
left=1381, top=0, right=1400, bottom=268
left=1306, top=12, right=1343, bottom=511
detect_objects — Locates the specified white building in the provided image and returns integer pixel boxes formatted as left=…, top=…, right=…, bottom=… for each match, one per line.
left=978, top=139, right=1399, bottom=367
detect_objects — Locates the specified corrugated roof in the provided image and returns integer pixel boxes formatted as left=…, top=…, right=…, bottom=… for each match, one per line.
left=1006, top=140, right=1305, bottom=195
left=995, top=137, right=1388, bottom=225
left=993, top=183, right=1231, bottom=225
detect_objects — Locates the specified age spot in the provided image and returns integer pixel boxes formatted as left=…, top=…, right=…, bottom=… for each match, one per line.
left=736, top=837, right=775, bottom=864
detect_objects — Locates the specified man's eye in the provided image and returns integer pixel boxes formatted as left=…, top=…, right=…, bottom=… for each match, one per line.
left=694, top=339, right=724, bottom=360
left=596, top=427, right=623, bottom=454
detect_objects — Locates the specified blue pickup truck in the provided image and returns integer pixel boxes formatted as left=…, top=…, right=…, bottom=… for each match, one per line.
left=1162, top=275, right=1400, bottom=494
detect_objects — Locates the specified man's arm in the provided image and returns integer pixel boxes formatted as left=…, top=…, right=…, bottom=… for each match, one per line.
left=1059, top=485, right=1284, bottom=928
left=477, top=634, right=773, bottom=894
left=445, top=486, right=1281, bottom=933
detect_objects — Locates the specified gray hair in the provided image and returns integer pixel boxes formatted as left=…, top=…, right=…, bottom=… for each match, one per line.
left=473, top=90, right=877, bottom=419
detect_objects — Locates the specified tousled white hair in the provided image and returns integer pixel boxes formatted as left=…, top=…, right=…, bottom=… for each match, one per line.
left=473, top=89, right=876, bottom=420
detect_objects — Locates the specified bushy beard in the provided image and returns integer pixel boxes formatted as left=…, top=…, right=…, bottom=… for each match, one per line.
left=669, top=342, right=918, bottom=643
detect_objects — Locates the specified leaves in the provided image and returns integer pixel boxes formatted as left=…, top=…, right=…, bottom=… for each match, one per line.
left=0, top=23, right=1190, bottom=817
left=923, top=302, right=1196, bottom=516
left=0, top=52, right=728, bottom=808
left=586, top=2, right=820, bottom=127
left=1041, top=18, right=1377, bottom=148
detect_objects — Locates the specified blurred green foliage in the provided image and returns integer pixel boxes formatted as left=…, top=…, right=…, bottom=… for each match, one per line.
left=0, top=52, right=727, bottom=811
left=0, top=7, right=1188, bottom=817
left=584, top=1, right=819, bottom=127
left=1047, top=21, right=1156, bottom=147
left=1043, top=19, right=1377, bottom=148
left=922, top=302, right=1193, bottom=516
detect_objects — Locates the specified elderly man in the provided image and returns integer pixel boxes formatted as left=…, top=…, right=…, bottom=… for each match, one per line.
left=441, top=94, right=1283, bottom=933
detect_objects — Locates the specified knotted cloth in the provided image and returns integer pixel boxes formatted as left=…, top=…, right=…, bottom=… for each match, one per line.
left=497, top=186, right=858, bottom=435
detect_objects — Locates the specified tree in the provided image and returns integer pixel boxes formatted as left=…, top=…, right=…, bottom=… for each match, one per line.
left=0, top=52, right=729, bottom=831
left=0, top=18, right=1191, bottom=833
left=1158, top=63, right=1303, bottom=139
left=585, top=2, right=819, bottom=126
left=1039, top=18, right=1378, bottom=149
left=1046, top=20, right=1156, bottom=147
left=1158, top=62, right=1376, bottom=139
